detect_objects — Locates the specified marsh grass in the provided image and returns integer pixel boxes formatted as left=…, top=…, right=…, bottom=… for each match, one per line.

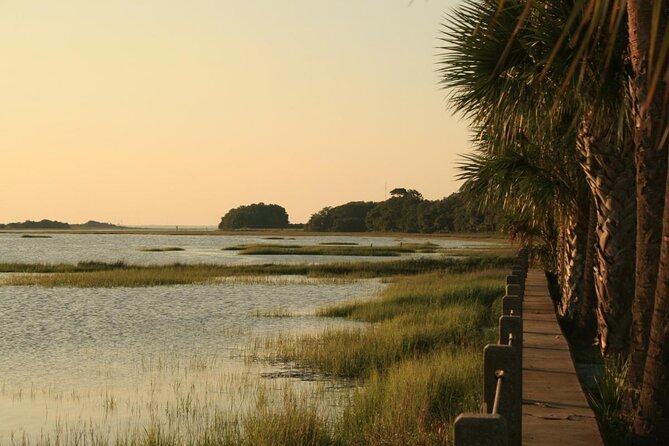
left=587, top=357, right=631, bottom=445
left=337, top=348, right=483, bottom=445
left=224, top=243, right=439, bottom=256
left=318, top=242, right=359, bottom=246
left=439, top=246, right=516, bottom=257
left=139, top=247, right=185, bottom=252
left=242, top=388, right=336, bottom=446
left=255, top=307, right=295, bottom=318
left=319, top=270, right=505, bottom=322
left=0, top=261, right=129, bottom=273
left=4, top=267, right=221, bottom=287
left=264, top=305, right=488, bottom=378
left=216, top=276, right=356, bottom=286
left=258, top=270, right=505, bottom=378
left=244, top=269, right=503, bottom=445
left=0, top=256, right=512, bottom=287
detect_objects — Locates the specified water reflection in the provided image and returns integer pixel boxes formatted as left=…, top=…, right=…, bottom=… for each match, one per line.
left=0, top=279, right=381, bottom=443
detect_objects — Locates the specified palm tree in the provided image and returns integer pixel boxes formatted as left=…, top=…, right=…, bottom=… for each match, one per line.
left=458, top=143, right=598, bottom=338
left=440, top=0, right=634, bottom=355
left=440, top=0, right=669, bottom=439
left=503, top=0, right=669, bottom=436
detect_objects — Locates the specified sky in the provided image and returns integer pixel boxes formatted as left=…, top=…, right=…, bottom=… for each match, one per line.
left=0, top=0, right=471, bottom=226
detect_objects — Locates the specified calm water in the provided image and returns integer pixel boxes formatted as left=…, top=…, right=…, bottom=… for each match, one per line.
left=0, top=232, right=496, bottom=265
left=0, top=233, right=497, bottom=444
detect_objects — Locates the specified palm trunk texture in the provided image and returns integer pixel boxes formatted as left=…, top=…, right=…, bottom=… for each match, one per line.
left=579, top=197, right=598, bottom=339
left=625, top=0, right=669, bottom=428
left=634, top=147, right=669, bottom=443
left=557, top=197, right=597, bottom=341
left=627, top=0, right=669, bottom=440
left=577, top=126, right=636, bottom=357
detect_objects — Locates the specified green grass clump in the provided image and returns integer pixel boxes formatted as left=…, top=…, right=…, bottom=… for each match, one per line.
left=318, top=242, right=359, bottom=246
left=224, top=242, right=440, bottom=256
left=588, top=358, right=631, bottom=446
left=270, top=304, right=489, bottom=378
left=0, top=256, right=512, bottom=287
left=338, top=348, right=482, bottom=445
left=0, top=261, right=129, bottom=274
left=255, top=307, right=295, bottom=318
left=139, top=247, right=185, bottom=252
left=319, top=270, right=504, bottom=323
left=266, top=270, right=504, bottom=378
left=5, top=268, right=218, bottom=287
left=225, top=244, right=406, bottom=256
left=242, top=390, right=335, bottom=446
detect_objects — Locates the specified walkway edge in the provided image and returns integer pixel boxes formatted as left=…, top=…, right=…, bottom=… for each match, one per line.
left=522, top=269, right=603, bottom=445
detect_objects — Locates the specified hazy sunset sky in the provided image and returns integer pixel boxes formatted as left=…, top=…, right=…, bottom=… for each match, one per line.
left=1, top=0, right=469, bottom=225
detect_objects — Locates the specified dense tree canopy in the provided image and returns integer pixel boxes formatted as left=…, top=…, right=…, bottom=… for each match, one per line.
left=305, top=190, right=498, bottom=233
left=305, top=201, right=376, bottom=232
left=218, top=203, right=290, bottom=229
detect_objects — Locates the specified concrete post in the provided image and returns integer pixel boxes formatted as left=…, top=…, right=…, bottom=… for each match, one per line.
left=502, top=295, right=522, bottom=317
left=454, top=414, right=509, bottom=446
left=500, top=315, right=523, bottom=397
left=506, top=283, right=523, bottom=299
left=484, top=344, right=521, bottom=446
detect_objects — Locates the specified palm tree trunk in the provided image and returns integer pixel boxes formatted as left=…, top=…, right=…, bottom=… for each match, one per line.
left=626, top=0, right=669, bottom=439
left=557, top=213, right=576, bottom=318
left=576, top=196, right=597, bottom=340
left=634, top=149, right=669, bottom=443
left=557, top=196, right=597, bottom=341
left=625, top=0, right=669, bottom=419
left=577, top=124, right=636, bottom=357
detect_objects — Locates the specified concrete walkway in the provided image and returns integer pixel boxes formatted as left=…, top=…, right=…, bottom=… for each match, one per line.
left=522, top=269, right=603, bottom=445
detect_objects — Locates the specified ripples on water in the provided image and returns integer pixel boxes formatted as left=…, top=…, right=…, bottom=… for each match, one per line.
left=0, top=280, right=383, bottom=443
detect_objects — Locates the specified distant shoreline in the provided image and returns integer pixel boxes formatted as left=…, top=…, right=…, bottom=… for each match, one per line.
left=0, top=227, right=506, bottom=240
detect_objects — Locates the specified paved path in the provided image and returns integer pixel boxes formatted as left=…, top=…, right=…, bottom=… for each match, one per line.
left=522, top=269, right=603, bottom=445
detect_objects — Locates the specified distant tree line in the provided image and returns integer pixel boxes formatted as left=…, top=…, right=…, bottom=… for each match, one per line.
left=305, top=188, right=499, bottom=233
left=0, top=219, right=124, bottom=230
left=0, top=219, right=71, bottom=229
left=218, top=190, right=500, bottom=233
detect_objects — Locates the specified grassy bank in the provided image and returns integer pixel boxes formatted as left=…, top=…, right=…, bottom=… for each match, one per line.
left=241, top=348, right=484, bottom=446
left=224, top=242, right=438, bottom=256
left=0, top=256, right=512, bottom=287
left=139, top=246, right=185, bottom=252
left=241, top=269, right=505, bottom=445
left=255, top=270, right=503, bottom=379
